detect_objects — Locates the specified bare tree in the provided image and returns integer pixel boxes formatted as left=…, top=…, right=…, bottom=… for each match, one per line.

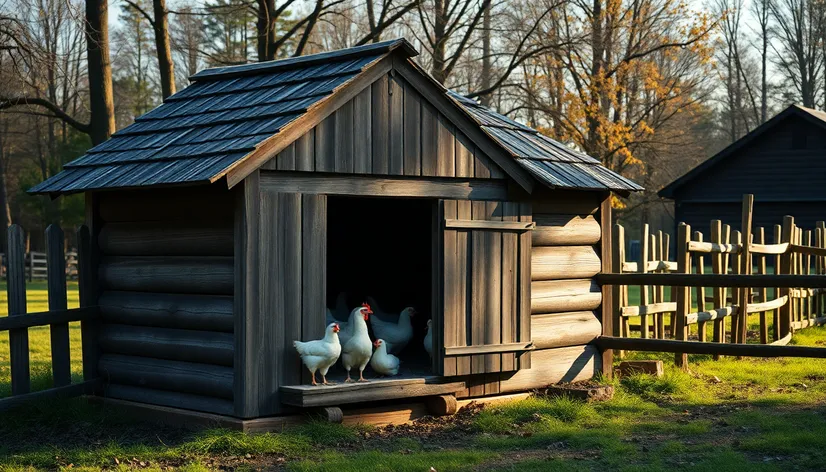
left=770, top=0, right=824, bottom=108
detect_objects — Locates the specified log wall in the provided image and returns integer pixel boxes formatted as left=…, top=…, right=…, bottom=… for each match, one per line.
left=95, top=186, right=235, bottom=415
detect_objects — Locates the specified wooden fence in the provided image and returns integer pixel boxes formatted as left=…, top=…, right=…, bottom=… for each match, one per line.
left=0, top=224, right=99, bottom=412
left=611, top=195, right=826, bottom=366
left=0, top=250, right=79, bottom=281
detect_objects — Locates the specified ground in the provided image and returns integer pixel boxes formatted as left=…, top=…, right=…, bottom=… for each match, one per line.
left=3, top=285, right=826, bottom=471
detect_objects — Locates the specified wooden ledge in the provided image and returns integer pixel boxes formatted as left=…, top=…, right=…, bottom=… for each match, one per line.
left=279, top=375, right=466, bottom=408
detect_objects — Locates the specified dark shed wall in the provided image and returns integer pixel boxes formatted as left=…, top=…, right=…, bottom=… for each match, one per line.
left=261, top=72, right=506, bottom=179
left=94, top=186, right=235, bottom=415
left=672, top=116, right=826, bottom=231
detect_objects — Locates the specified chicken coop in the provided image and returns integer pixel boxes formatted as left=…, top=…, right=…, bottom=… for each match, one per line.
left=31, top=39, right=642, bottom=423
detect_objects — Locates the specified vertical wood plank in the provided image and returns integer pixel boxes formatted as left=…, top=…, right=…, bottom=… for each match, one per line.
left=431, top=199, right=443, bottom=377
left=484, top=201, right=502, bottom=374
left=315, top=115, right=336, bottom=172
left=710, top=220, right=724, bottom=357
left=470, top=201, right=487, bottom=376
left=674, top=223, right=690, bottom=369
left=456, top=200, right=472, bottom=375
left=599, top=196, right=613, bottom=378
left=280, top=193, right=303, bottom=388
left=441, top=200, right=458, bottom=376
left=455, top=132, right=474, bottom=177
left=656, top=231, right=666, bottom=338
left=612, top=224, right=624, bottom=359
left=295, top=129, right=315, bottom=172
left=234, top=172, right=260, bottom=417
left=403, top=83, right=422, bottom=176
left=333, top=103, right=353, bottom=174
left=779, top=216, right=794, bottom=338
left=46, top=225, right=71, bottom=388
left=650, top=233, right=660, bottom=338
left=773, top=224, right=782, bottom=341
left=389, top=75, right=404, bottom=175
left=8, top=224, right=29, bottom=395
left=437, top=116, right=455, bottom=177
left=475, top=151, right=492, bottom=179
left=640, top=224, right=650, bottom=339
left=302, top=195, right=327, bottom=345
left=258, top=191, right=281, bottom=411
left=371, top=76, right=390, bottom=174
left=517, top=201, right=532, bottom=370
left=275, top=143, right=296, bottom=171
left=500, top=202, right=517, bottom=372
left=335, top=101, right=355, bottom=173
left=730, top=230, right=742, bottom=343
left=353, top=87, right=372, bottom=174
left=694, top=231, right=707, bottom=342
left=757, top=228, right=768, bottom=344
left=738, top=194, right=753, bottom=344
left=421, top=101, right=438, bottom=176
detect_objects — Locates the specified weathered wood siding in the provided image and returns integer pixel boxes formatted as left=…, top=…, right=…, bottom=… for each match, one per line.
left=456, top=190, right=604, bottom=398
left=95, top=186, right=235, bottom=416
left=235, top=172, right=327, bottom=418
left=261, top=73, right=506, bottom=180
left=673, top=115, right=826, bottom=231
left=438, top=200, right=532, bottom=383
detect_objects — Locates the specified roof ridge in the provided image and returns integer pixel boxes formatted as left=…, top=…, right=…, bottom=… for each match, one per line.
left=191, top=38, right=417, bottom=81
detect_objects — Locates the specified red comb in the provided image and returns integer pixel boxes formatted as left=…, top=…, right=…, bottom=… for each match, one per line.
left=362, top=303, right=371, bottom=309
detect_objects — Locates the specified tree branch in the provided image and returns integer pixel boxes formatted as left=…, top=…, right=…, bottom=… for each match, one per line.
left=0, top=97, right=90, bottom=134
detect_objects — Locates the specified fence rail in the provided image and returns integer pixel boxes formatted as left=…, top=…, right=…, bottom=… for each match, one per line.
left=606, top=194, right=826, bottom=367
left=0, top=223, right=99, bottom=412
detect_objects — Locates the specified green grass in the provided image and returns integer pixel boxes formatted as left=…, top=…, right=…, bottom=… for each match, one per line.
left=0, top=281, right=82, bottom=398
left=5, top=284, right=826, bottom=470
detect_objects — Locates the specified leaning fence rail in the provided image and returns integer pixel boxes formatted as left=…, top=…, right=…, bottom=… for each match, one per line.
left=0, top=223, right=100, bottom=412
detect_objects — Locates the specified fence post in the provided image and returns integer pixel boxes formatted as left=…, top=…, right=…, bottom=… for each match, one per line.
left=738, top=194, right=754, bottom=344
left=711, top=220, right=725, bottom=359
left=694, top=231, right=707, bottom=342
left=46, top=224, right=71, bottom=387
left=779, top=216, right=794, bottom=338
left=640, top=224, right=650, bottom=339
left=77, top=225, right=99, bottom=384
left=8, top=224, right=29, bottom=395
left=732, top=230, right=743, bottom=343
left=757, top=227, right=769, bottom=344
left=651, top=233, right=662, bottom=338
left=675, top=223, right=690, bottom=369
left=773, top=224, right=782, bottom=340
left=612, top=224, right=624, bottom=358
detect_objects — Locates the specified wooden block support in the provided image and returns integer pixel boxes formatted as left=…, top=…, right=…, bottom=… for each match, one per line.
left=425, top=394, right=459, bottom=416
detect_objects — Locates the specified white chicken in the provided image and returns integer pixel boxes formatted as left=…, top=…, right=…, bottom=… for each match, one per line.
left=370, top=339, right=400, bottom=376
left=367, top=296, right=416, bottom=354
left=423, top=319, right=433, bottom=358
left=293, top=322, right=341, bottom=386
left=341, top=303, right=374, bottom=382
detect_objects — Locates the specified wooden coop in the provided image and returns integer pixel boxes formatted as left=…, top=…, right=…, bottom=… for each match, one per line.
left=30, top=39, right=642, bottom=423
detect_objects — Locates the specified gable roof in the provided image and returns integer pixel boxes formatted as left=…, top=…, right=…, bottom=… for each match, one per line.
left=659, top=104, right=826, bottom=199
left=30, top=39, right=640, bottom=196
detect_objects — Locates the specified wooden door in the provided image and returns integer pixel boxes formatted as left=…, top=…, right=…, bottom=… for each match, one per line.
left=436, top=199, right=533, bottom=376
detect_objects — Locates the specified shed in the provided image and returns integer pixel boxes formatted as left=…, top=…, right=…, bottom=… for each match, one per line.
left=659, top=105, right=826, bottom=232
left=31, top=39, right=642, bottom=421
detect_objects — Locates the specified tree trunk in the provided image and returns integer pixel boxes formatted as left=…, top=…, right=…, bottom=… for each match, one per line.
left=153, top=0, right=176, bottom=99
left=431, top=0, right=448, bottom=84
left=479, top=3, right=492, bottom=106
left=256, top=0, right=276, bottom=61
left=86, top=0, right=115, bottom=145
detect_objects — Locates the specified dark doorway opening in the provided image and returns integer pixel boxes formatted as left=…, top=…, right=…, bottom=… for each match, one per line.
left=326, top=196, right=434, bottom=375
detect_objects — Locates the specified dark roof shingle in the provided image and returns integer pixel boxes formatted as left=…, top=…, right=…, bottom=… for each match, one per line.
left=447, top=91, right=642, bottom=193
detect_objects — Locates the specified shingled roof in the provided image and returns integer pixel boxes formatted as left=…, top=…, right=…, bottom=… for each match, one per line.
left=30, top=39, right=640, bottom=195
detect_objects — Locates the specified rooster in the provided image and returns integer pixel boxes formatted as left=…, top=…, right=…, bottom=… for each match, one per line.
left=341, top=303, right=374, bottom=382
left=370, top=339, right=400, bottom=376
left=293, top=322, right=341, bottom=386
left=367, top=296, right=416, bottom=354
